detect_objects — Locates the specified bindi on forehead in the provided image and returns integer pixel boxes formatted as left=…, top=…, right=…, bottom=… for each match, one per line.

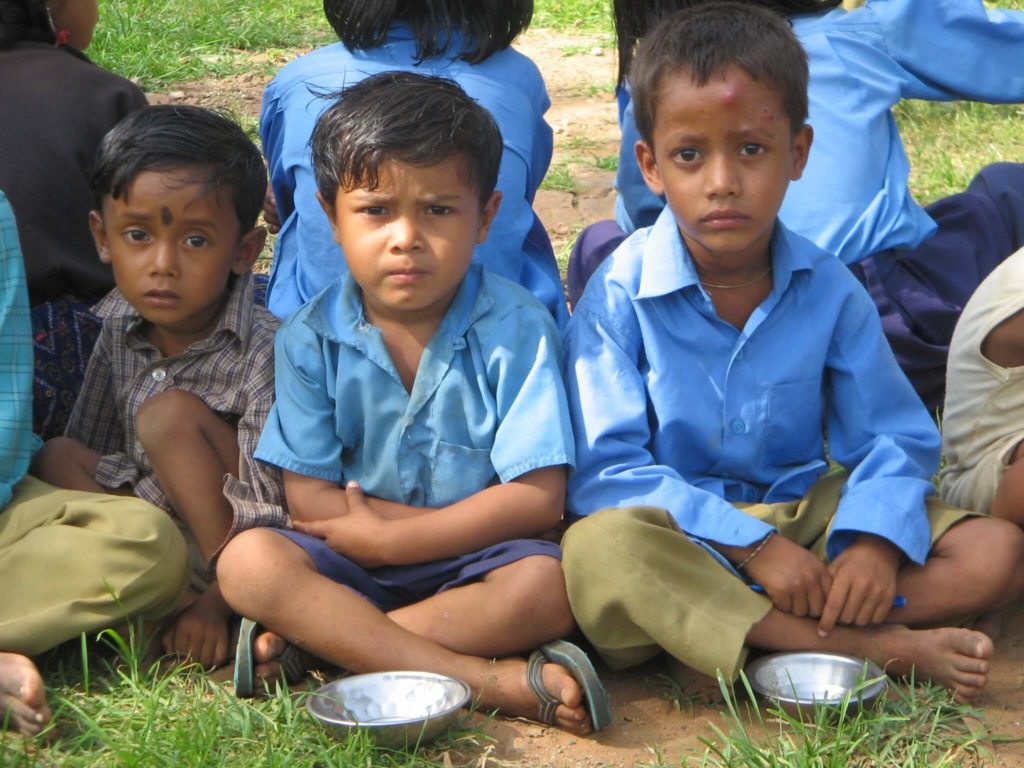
left=161, top=206, right=173, bottom=226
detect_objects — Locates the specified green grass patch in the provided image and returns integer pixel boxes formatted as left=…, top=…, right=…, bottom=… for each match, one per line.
left=533, top=0, right=611, bottom=32
left=0, top=627, right=488, bottom=768
left=90, top=0, right=333, bottom=88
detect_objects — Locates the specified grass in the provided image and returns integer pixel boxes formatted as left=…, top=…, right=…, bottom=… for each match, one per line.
left=684, top=671, right=998, bottom=768
left=0, top=626, right=488, bottom=767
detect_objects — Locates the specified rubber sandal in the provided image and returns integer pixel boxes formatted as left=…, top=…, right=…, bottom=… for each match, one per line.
left=233, top=617, right=308, bottom=698
left=527, top=639, right=613, bottom=731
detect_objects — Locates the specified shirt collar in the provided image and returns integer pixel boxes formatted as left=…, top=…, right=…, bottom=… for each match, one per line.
left=636, top=207, right=814, bottom=300
left=305, top=263, right=491, bottom=346
left=102, top=272, right=256, bottom=351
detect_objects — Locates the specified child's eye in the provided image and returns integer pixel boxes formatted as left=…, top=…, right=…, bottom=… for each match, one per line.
left=184, top=235, right=208, bottom=248
left=740, top=143, right=765, bottom=157
left=361, top=206, right=387, bottom=216
left=427, top=205, right=453, bottom=216
left=125, top=229, right=149, bottom=242
left=674, top=148, right=700, bottom=163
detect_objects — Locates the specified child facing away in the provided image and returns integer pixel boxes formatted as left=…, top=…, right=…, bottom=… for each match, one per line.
left=0, top=0, right=149, bottom=438
left=568, top=0, right=1024, bottom=413
left=259, top=0, right=567, bottom=327
left=1, top=191, right=188, bottom=737
left=559, top=3, right=1024, bottom=702
left=32, top=105, right=288, bottom=671
left=940, top=245, right=1024, bottom=526
left=216, top=72, right=612, bottom=734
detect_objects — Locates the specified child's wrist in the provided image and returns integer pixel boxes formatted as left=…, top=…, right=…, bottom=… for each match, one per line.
left=736, top=531, right=775, bottom=572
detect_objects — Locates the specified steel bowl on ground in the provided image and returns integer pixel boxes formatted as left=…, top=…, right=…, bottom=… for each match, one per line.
left=306, top=671, right=471, bottom=748
left=745, top=651, right=887, bottom=718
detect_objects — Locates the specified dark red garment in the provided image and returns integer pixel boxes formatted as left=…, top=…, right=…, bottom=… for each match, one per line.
left=0, top=41, right=147, bottom=305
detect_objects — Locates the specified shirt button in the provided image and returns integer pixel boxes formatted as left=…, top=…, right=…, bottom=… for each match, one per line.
left=730, top=419, right=747, bottom=434
left=151, top=368, right=167, bottom=382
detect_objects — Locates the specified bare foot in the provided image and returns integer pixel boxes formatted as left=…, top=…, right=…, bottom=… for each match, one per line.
left=0, top=653, right=51, bottom=737
left=872, top=625, right=993, bottom=701
left=477, top=658, right=592, bottom=735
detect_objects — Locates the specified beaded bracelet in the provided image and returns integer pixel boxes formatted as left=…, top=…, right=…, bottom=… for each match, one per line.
left=736, top=531, right=775, bottom=572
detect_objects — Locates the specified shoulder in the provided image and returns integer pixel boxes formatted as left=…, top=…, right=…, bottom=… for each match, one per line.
left=266, top=42, right=357, bottom=94
left=471, top=270, right=561, bottom=342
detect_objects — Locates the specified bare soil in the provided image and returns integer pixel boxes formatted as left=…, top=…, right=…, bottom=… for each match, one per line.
left=149, top=29, right=1024, bottom=767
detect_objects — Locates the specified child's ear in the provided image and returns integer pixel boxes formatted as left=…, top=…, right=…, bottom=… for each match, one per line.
left=475, top=191, right=502, bottom=244
left=316, top=191, right=343, bottom=247
left=635, top=140, right=664, bottom=196
left=89, top=210, right=111, bottom=264
left=231, top=225, right=268, bottom=275
left=789, top=124, right=814, bottom=181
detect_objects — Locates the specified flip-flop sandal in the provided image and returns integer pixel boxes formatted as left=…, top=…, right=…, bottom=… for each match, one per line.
left=526, top=639, right=613, bottom=731
left=233, top=617, right=308, bottom=698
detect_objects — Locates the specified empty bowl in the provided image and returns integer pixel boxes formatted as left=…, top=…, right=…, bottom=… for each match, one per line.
left=745, top=651, right=887, bottom=717
left=306, top=671, right=471, bottom=748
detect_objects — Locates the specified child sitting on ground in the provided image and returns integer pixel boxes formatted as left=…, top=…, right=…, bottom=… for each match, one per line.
left=216, top=72, right=611, bottom=734
left=560, top=3, right=1024, bottom=702
left=32, top=105, right=287, bottom=671
left=259, top=0, right=566, bottom=327
left=940, top=246, right=1024, bottom=526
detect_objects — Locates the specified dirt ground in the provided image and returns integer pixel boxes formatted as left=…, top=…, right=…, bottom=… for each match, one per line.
left=149, top=29, right=1024, bottom=767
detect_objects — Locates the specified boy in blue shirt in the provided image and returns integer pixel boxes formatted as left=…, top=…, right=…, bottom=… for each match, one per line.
left=217, top=72, right=611, bottom=734
left=561, top=3, right=1024, bottom=702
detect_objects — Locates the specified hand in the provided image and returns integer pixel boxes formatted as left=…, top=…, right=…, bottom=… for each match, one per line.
left=262, top=188, right=281, bottom=234
left=744, top=534, right=832, bottom=619
left=817, top=534, right=901, bottom=637
left=292, top=481, right=392, bottom=567
left=162, top=593, right=231, bottom=669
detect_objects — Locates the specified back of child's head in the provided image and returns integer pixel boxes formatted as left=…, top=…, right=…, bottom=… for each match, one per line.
left=0, top=0, right=58, bottom=46
left=614, top=0, right=836, bottom=89
left=311, top=70, right=502, bottom=207
left=323, top=0, right=532, bottom=64
left=630, top=2, right=809, bottom=146
left=91, top=104, right=267, bottom=233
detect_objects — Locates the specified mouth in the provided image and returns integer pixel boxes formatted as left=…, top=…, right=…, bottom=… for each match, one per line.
left=143, top=289, right=181, bottom=306
left=701, top=210, right=749, bottom=228
left=386, top=268, right=428, bottom=284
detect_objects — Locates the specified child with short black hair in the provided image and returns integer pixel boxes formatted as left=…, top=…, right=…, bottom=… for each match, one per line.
left=217, top=71, right=610, bottom=734
left=259, top=0, right=567, bottom=326
left=560, top=2, right=1024, bottom=702
left=33, top=105, right=287, bottom=671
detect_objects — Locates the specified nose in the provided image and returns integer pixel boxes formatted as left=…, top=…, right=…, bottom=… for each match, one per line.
left=150, top=241, right=178, bottom=276
left=388, top=215, right=422, bottom=253
left=705, top=154, right=740, bottom=198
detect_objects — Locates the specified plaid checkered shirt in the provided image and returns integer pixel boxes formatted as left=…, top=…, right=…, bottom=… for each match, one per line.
left=67, top=273, right=288, bottom=546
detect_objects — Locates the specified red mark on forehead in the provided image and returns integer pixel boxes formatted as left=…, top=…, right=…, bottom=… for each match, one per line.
left=161, top=206, right=173, bottom=226
left=761, top=106, right=777, bottom=121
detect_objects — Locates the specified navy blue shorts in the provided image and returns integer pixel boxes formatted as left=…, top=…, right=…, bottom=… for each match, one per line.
left=271, top=529, right=561, bottom=613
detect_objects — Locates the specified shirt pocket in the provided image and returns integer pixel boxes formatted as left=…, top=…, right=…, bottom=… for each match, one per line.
left=430, top=440, right=496, bottom=507
left=764, top=378, right=824, bottom=466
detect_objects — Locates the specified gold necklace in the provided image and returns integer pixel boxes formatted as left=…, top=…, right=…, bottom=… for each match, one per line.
left=700, top=264, right=772, bottom=289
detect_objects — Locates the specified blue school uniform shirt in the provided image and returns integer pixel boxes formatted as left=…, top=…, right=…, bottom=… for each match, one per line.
left=0, top=192, right=40, bottom=509
left=615, top=0, right=1024, bottom=265
left=565, top=208, right=940, bottom=564
left=260, top=24, right=567, bottom=327
left=256, top=264, right=574, bottom=508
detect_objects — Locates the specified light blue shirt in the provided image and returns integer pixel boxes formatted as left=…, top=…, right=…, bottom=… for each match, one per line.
left=565, top=208, right=940, bottom=564
left=260, top=24, right=567, bottom=327
left=615, top=0, right=1024, bottom=264
left=0, top=191, right=40, bottom=509
left=257, top=264, right=574, bottom=508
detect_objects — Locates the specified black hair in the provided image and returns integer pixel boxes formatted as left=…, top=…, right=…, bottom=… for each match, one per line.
left=630, top=2, right=810, bottom=146
left=614, top=0, right=841, bottom=88
left=311, top=71, right=502, bottom=207
left=0, top=0, right=56, bottom=46
left=323, top=0, right=532, bottom=64
left=91, top=105, right=267, bottom=233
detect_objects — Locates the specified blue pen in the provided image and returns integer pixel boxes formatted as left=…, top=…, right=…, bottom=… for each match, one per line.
left=749, top=583, right=906, bottom=608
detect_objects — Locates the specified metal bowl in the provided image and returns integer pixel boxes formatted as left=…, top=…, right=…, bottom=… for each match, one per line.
left=306, top=671, right=471, bottom=748
left=745, top=652, right=887, bottom=718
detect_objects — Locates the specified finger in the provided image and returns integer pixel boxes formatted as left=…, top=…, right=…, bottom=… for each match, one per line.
left=870, top=594, right=892, bottom=625
left=807, top=582, right=827, bottom=618
left=292, top=520, right=325, bottom=538
left=839, top=586, right=865, bottom=626
left=791, top=590, right=809, bottom=618
left=818, top=579, right=849, bottom=637
left=853, top=593, right=879, bottom=626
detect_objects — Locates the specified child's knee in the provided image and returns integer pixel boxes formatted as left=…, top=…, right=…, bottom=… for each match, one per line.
left=941, top=516, right=1024, bottom=594
left=135, top=389, right=212, bottom=446
left=216, top=528, right=307, bottom=609
left=502, top=555, right=575, bottom=636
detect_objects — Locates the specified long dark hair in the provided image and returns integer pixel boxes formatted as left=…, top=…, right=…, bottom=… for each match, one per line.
left=324, top=0, right=533, bottom=64
left=614, top=0, right=842, bottom=87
